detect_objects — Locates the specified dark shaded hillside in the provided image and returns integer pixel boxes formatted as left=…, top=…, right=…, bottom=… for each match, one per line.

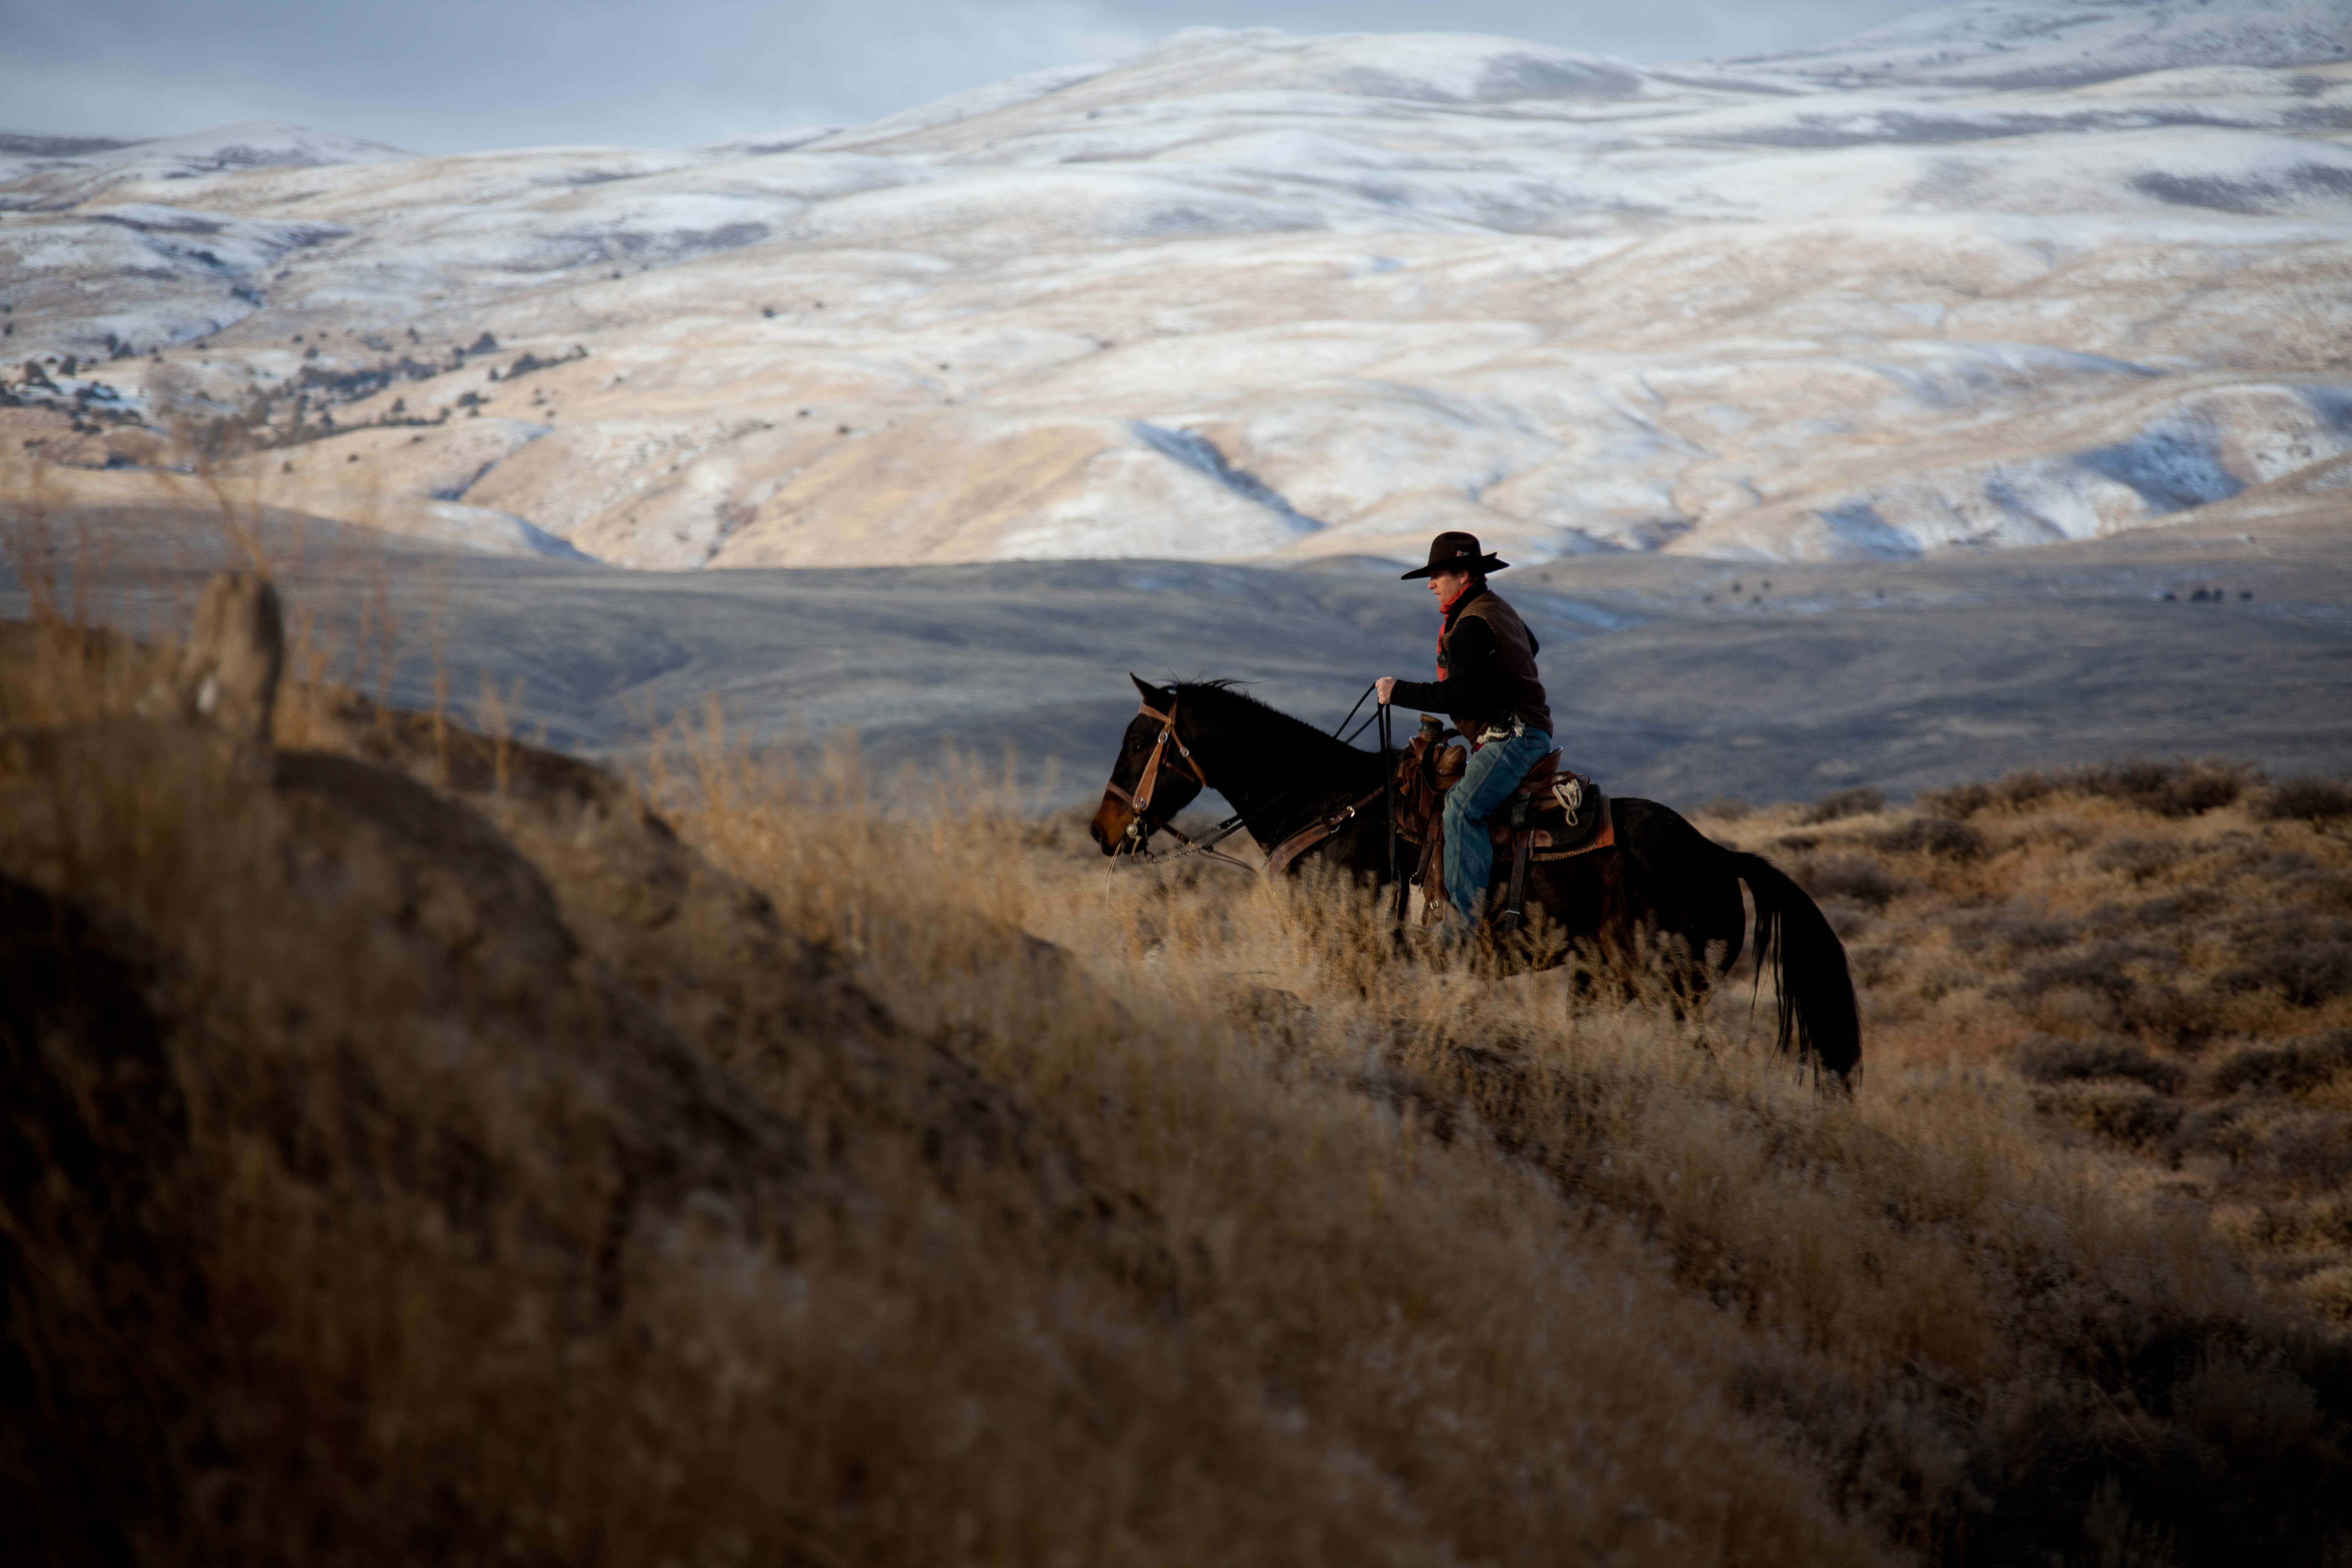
left=0, top=603, right=1246, bottom=1564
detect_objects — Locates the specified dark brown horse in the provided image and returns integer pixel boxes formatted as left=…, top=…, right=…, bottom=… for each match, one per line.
left=1090, top=677, right=1860, bottom=1080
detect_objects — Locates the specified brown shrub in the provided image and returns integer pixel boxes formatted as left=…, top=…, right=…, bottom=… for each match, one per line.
left=2095, top=835, right=2182, bottom=883
left=2212, top=1032, right=2352, bottom=1097
left=2017, top=1034, right=2188, bottom=1094
left=2255, top=776, right=2352, bottom=823
left=2214, top=843, right=2324, bottom=888
left=1795, top=852, right=1912, bottom=909
left=2299, top=1265, right=2352, bottom=1325
left=2244, top=1201, right=2352, bottom=1253
left=2115, top=981, right=2225, bottom=1053
left=2173, top=1103, right=2262, bottom=1166
left=2000, top=940, right=2173, bottom=1005
left=1872, top=816, right=1988, bottom=862
left=2283, top=866, right=2352, bottom=912
left=2273, top=1116, right=2352, bottom=1188
left=2100, top=885, right=2226, bottom=934
left=2172, top=1100, right=2352, bottom=1199
left=2070, top=757, right=2263, bottom=818
left=1918, top=778, right=1994, bottom=819
left=1816, top=898, right=1874, bottom=938
left=1951, top=905, right=2081, bottom=955
left=2034, top=1082, right=2187, bottom=1148
left=2216, top=916, right=2352, bottom=1008
left=1801, top=785, right=1885, bottom=824
left=1922, top=758, right=2260, bottom=820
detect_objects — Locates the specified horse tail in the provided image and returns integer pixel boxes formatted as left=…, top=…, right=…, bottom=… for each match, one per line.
left=1723, top=851, right=1861, bottom=1083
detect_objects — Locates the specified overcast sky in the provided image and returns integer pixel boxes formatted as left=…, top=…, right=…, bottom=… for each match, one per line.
left=4, top=0, right=1932, bottom=154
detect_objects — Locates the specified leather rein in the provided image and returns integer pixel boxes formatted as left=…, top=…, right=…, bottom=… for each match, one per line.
left=1104, top=695, right=1383, bottom=879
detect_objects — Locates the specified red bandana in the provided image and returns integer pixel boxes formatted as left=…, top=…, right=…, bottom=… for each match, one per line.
left=1434, top=579, right=1473, bottom=679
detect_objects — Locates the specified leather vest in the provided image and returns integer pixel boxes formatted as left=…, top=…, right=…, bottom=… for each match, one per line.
left=1443, top=590, right=1553, bottom=737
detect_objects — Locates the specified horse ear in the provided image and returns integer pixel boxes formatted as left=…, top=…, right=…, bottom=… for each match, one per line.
left=1130, top=673, right=1171, bottom=706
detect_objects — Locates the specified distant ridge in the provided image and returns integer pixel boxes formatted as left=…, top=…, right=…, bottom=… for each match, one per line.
left=0, top=132, right=142, bottom=157
left=1712, top=0, right=2352, bottom=88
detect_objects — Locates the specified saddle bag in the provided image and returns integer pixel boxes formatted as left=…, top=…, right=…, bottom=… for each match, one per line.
left=1548, top=769, right=1603, bottom=848
left=1480, top=756, right=1605, bottom=854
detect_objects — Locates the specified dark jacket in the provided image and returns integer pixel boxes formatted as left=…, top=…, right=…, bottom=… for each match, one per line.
left=1390, top=584, right=1553, bottom=737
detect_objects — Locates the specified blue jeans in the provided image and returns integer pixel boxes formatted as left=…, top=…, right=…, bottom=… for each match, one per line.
left=1441, top=728, right=1554, bottom=923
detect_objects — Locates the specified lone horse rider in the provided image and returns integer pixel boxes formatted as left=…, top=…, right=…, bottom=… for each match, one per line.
left=1375, top=531, right=1554, bottom=935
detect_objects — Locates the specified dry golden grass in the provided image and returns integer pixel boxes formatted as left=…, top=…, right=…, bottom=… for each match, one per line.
left=2, top=509, right=2349, bottom=1565
left=1697, top=764, right=2352, bottom=1331
left=649, top=734, right=2352, bottom=1565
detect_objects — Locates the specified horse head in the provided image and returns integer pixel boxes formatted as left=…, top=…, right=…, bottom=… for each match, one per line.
left=1089, top=675, right=1208, bottom=854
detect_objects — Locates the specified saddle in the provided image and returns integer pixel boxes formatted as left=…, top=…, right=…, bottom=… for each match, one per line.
left=1392, top=717, right=1613, bottom=933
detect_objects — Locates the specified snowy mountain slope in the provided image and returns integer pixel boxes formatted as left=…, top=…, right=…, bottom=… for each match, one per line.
left=1712, top=0, right=2352, bottom=89
left=0, top=122, right=411, bottom=212
left=4, top=0, right=2348, bottom=568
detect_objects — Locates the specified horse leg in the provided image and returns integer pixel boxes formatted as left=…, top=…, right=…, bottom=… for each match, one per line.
left=1580, top=847, right=1718, bottom=1028
left=1576, top=856, right=1650, bottom=1005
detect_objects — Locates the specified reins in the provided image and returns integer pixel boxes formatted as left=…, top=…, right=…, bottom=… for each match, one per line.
left=1108, top=684, right=1388, bottom=875
left=1101, top=777, right=1261, bottom=874
left=1380, top=701, right=1404, bottom=925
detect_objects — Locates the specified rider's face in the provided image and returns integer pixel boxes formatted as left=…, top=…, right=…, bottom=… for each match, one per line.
left=1428, top=568, right=1468, bottom=601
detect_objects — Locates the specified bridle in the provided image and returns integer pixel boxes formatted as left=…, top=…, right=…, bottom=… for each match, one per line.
left=1101, top=689, right=1388, bottom=879
left=1102, top=696, right=1259, bottom=872
left=1114, top=696, right=1207, bottom=822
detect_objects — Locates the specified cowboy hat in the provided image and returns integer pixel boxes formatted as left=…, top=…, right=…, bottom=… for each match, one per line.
left=1400, top=530, right=1509, bottom=580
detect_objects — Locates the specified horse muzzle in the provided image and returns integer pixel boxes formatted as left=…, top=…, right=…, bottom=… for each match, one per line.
left=1089, top=791, right=1143, bottom=855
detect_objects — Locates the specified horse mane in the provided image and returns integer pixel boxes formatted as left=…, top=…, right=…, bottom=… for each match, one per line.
left=1170, top=679, right=1369, bottom=777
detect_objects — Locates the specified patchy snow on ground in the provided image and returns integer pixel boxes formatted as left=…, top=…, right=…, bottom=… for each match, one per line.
left=5, top=0, right=2348, bottom=567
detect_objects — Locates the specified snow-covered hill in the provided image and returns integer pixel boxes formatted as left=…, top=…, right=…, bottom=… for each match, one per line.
left=4, top=0, right=2348, bottom=568
left=1716, top=0, right=2350, bottom=88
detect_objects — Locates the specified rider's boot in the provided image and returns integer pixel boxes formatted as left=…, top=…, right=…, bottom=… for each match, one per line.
left=1414, top=895, right=1480, bottom=953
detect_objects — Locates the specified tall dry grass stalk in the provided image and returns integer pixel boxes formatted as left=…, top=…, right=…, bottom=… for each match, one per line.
left=2, top=432, right=467, bottom=750
left=2, top=532, right=2347, bottom=1565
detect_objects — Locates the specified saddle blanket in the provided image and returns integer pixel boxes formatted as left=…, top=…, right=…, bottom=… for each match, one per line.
left=1506, top=795, right=1616, bottom=862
